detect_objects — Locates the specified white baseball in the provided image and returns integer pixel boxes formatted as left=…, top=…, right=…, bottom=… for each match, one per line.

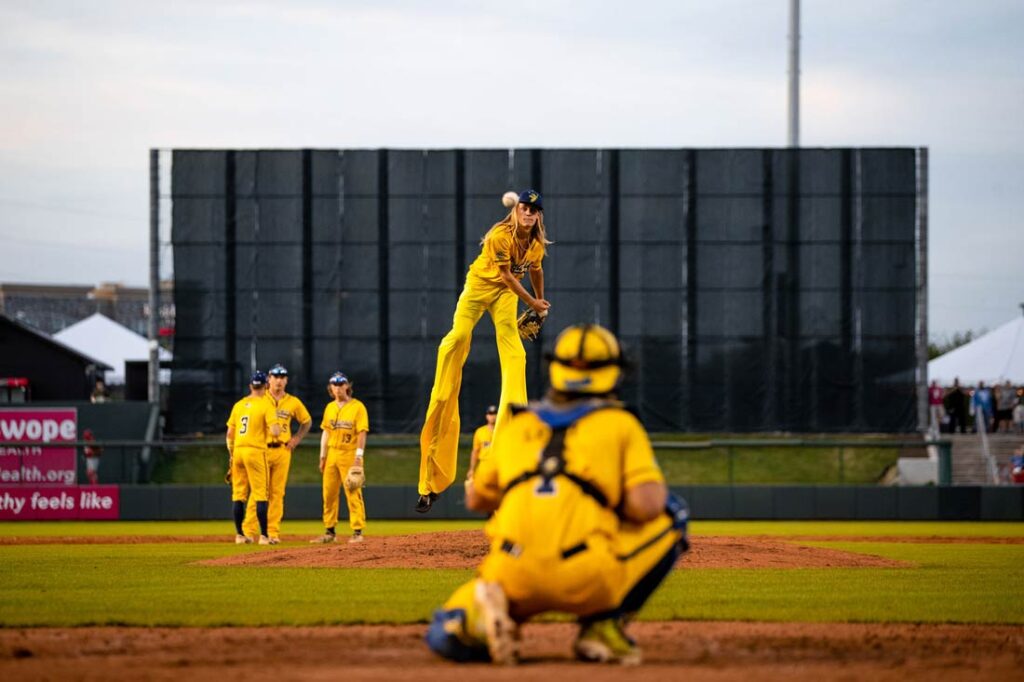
left=502, top=191, right=519, bottom=208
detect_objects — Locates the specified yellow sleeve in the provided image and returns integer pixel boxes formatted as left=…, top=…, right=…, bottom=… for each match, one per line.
left=471, top=453, right=501, bottom=505
left=484, top=230, right=513, bottom=268
left=356, top=401, right=369, bottom=433
left=226, top=403, right=239, bottom=429
left=320, top=403, right=333, bottom=431
left=472, top=427, right=484, bottom=452
left=622, top=414, right=663, bottom=490
left=294, top=399, right=312, bottom=425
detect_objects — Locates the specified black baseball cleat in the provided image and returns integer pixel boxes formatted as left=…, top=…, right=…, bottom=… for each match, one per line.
left=415, top=492, right=438, bottom=513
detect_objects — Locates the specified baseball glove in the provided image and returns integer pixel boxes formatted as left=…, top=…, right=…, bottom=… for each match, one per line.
left=223, top=469, right=232, bottom=485
left=345, top=465, right=365, bottom=492
left=517, top=309, right=547, bottom=342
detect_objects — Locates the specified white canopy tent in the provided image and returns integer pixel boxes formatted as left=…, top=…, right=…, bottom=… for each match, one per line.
left=54, top=313, right=172, bottom=385
left=928, top=313, right=1024, bottom=385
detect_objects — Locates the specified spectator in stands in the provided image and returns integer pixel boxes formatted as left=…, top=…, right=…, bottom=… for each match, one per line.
left=1010, top=446, right=1024, bottom=485
left=993, top=380, right=1016, bottom=433
left=927, top=380, right=945, bottom=439
left=944, top=378, right=968, bottom=434
left=82, top=429, right=102, bottom=485
left=971, top=381, right=994, bottom=433
left=90, top=378, right=110, bottom=404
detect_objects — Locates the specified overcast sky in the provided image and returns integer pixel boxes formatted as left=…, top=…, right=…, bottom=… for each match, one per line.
left=1, top=0, right=1021, bottom=340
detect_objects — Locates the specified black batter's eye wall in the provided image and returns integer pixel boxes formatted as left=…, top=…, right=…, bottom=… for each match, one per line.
left=167, top=147, right=927, bottom=435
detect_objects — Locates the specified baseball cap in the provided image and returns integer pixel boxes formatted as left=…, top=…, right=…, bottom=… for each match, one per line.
left=268, top=364, right=288, bottom=377
left=486, top=404, right=498, bottom=414
left=250, top=370, right=268, bottom=386
left=328, top=372, right=349, bottom=385
left=517, top=189, right=543, bottom=211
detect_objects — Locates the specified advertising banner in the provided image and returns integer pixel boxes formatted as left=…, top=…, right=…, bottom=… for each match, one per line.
left=0, top=408, right=78, bottom=485
left=0, top=485, right=119, bottom=520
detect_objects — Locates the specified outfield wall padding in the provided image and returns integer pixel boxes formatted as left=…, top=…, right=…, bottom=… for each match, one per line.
left=168, top=147, right=928, bottom=436
left=114, top=485, right=1024, bottom=522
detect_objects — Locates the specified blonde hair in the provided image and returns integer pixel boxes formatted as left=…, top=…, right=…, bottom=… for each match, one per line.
left=480, top=207, right=552, bottom=254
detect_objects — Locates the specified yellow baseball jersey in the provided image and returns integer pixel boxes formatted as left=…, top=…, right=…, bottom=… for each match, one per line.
left=264, top=392, right=312, bottom=445
left=473, top=406, right=663, bottom=556
left=472, top=424, right=494, bottom=454
left=467, top=225, right=545, bottom=286
left=226, top=396, right=275, bottom=449
left=321, top=398, right=370, bottom=450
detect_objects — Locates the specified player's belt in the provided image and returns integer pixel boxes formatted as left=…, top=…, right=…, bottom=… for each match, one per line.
left=267, top=442, right=283, bottom=449
left=499, top=539, right=588, bottom=560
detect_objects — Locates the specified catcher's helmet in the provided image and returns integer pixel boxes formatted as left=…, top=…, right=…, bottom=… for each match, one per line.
left=547, top=323, right=623, bottom=395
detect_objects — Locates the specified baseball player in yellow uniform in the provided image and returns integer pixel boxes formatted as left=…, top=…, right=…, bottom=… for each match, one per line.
left=242, top=363, right=312, bottom=543
left=417, top=190, right=552, bottom=513
left=312, top=372, right=370, bottom=544
left=425, top=324, right=690, bottom=665
left=467, top=404, right=498, bottom=480
left=225, top=371, right=279, bottom=544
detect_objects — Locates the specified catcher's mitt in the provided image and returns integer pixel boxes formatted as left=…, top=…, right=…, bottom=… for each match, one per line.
left=517, top=308, right=547, bottom=342
left=345, top=465, right=365, bottom=492
left=223, top=469, right=232, bottom=485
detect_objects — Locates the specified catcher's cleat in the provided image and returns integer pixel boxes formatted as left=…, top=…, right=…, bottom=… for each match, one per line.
left=415, top=492, right=438, bottom=513
left=473, top=580, right=518, bottom=665
left=348, top=531, right=364, bottom=544
left=574, top=618, right=641, bottom=665
left=235, top=534, right=253, bottom=545
left=258, top=535, right=272, bottom=545
left=310, top=533, right=337, bottom=544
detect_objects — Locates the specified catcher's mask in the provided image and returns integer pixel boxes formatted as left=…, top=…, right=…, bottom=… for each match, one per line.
left=546, top=323, right=624, bottom=395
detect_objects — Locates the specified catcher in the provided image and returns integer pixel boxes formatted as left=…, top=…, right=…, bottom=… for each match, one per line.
left=417, top=189, right=552, bottom=513
left=425, top=323, right=689, bottom=665
left=311, top=372, right=370, bottom=544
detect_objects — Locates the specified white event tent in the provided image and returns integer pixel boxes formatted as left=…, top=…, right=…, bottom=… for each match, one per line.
left=928, top=312, right=1024, bottom=385
left=53, top=313, right=172, bottom=385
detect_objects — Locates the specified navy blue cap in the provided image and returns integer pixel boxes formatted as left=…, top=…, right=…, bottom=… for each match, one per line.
left=250, top=371, right=268, bottom=386
left=268, top=364, right=288, bottom=377
left=518, top=189, right=543, bottom=211
left=486, top=404, right=498, bottom=414
left=328, top=372, right=349, bottom=385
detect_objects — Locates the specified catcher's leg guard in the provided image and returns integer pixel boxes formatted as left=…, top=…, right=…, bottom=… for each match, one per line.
left=425, top=580, right=491, bottom=662
left=425, top=608, right=490, bottom=662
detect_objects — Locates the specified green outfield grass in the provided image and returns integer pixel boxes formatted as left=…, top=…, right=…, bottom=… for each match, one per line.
left=1, top=521, right=1022, bottom=627
left=150, top=439, right=901, bottom=486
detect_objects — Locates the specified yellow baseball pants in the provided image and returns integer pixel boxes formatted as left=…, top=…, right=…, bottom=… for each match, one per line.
left=419, top=280, right=526, bottom=496
left=443, top=513, right=682, bottom=622
left=230, top=446, right=268, bottom=503
left=243, top=446, right=291, bottom=538
left=322, top=448, right=366, bottom=531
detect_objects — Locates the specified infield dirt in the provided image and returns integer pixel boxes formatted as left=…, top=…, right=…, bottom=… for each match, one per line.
left=2, top=622, right=1021, bottom=681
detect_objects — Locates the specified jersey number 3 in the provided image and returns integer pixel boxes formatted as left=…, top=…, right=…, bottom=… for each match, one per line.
left=239, top=416, right=249, bottom=434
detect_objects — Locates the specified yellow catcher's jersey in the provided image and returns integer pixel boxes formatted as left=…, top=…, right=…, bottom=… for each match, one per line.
left=473, top=406, right=663, bottom=555
left=472, top=424, right=494, bottom=454
left=264, top=392, right=312, bottom=445
left=467, top=225, right=545, bottom=286
left=226, top=395, right=276, bottom=450
left=321, top=398, right=369, bottom=451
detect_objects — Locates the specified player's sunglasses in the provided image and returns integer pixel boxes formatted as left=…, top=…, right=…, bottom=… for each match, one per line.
left=518, top=203, right=540, bottom=215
